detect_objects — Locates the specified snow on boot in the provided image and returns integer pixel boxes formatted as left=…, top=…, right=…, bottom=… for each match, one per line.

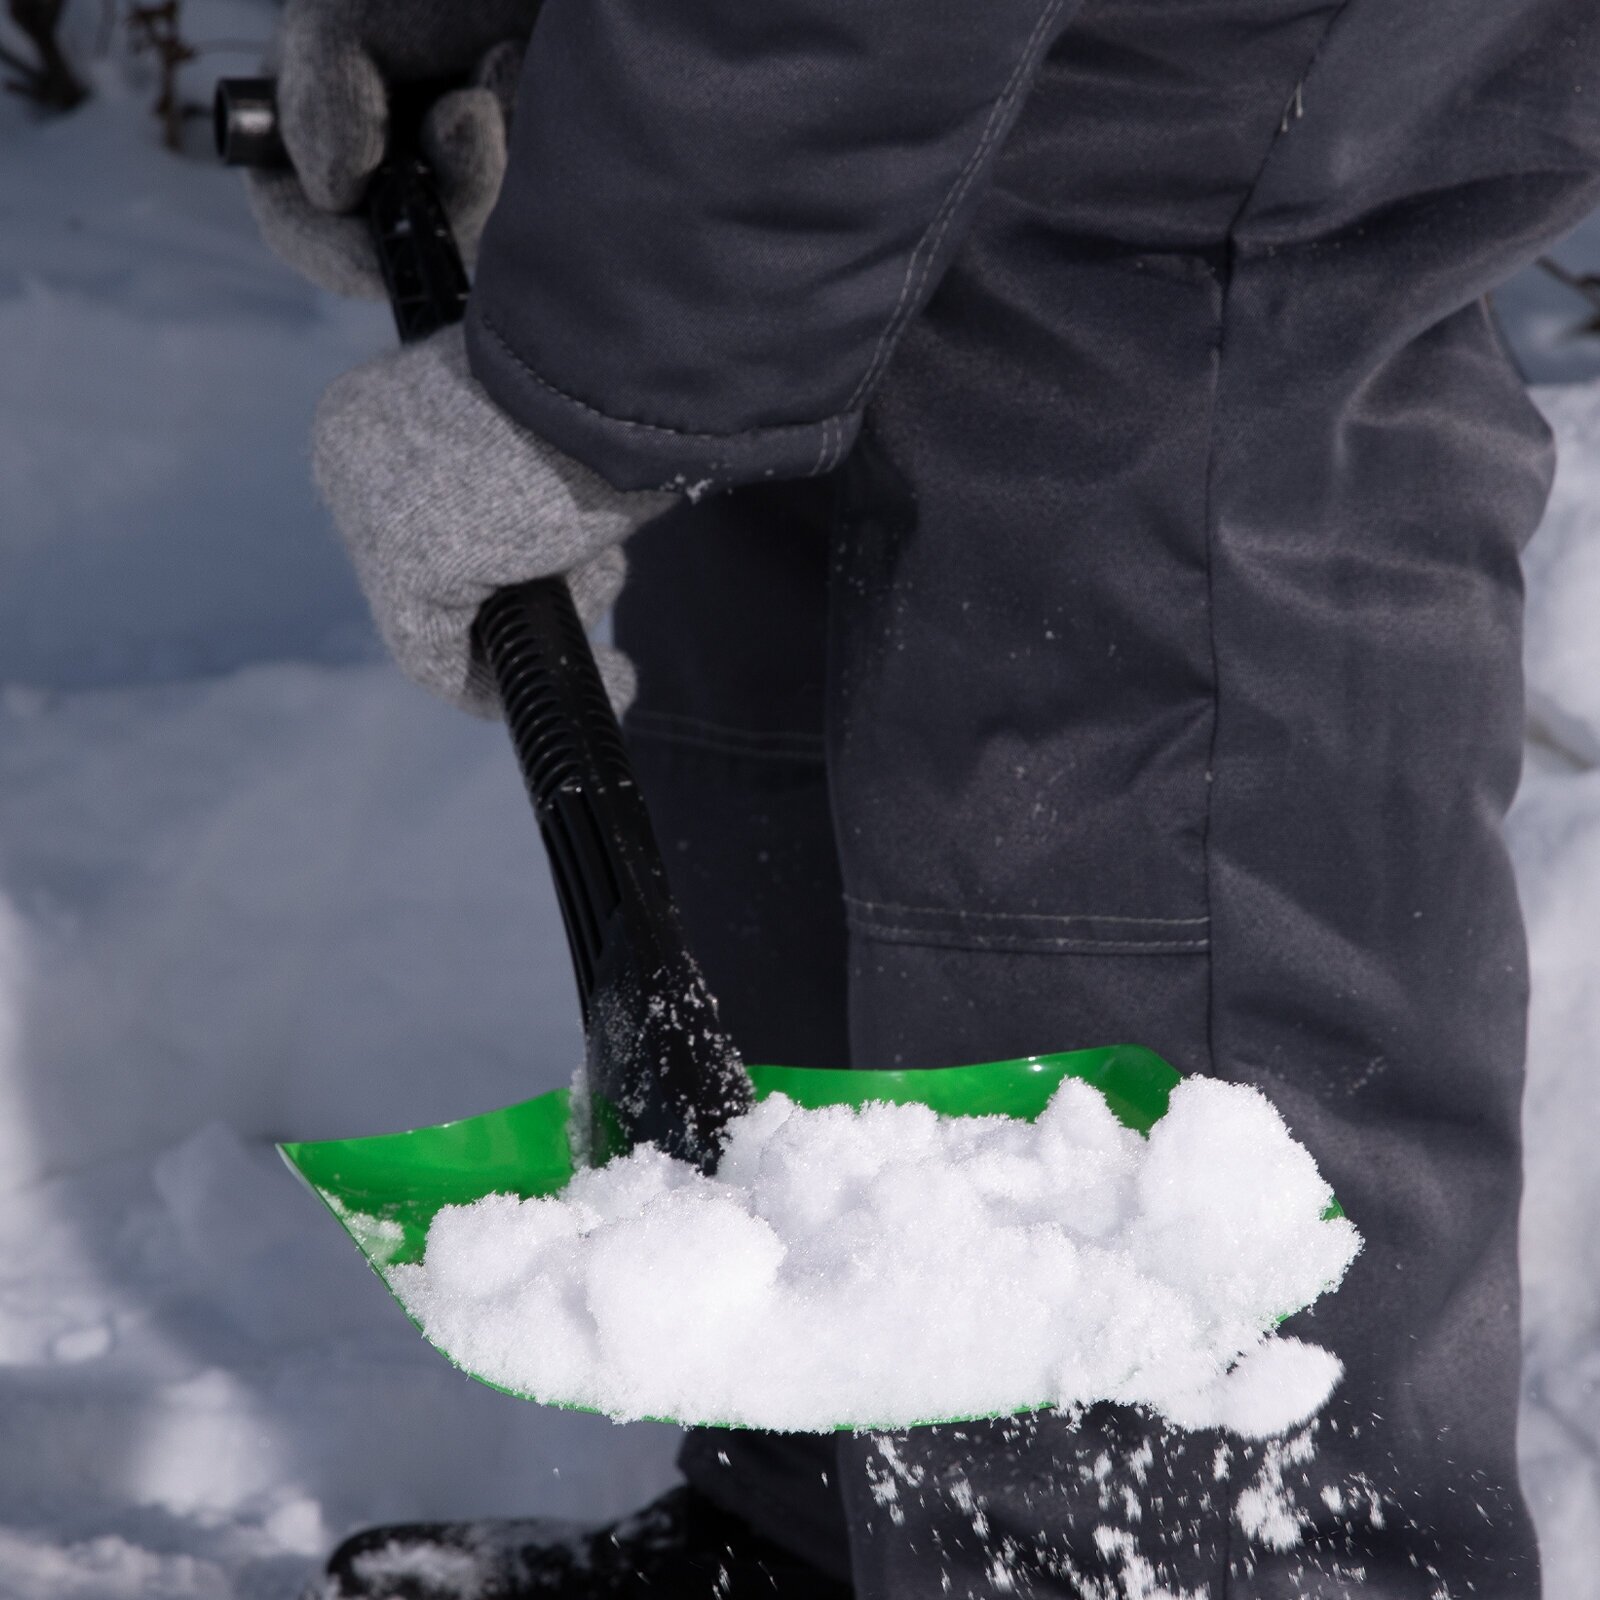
left=310, top=1485, right=854, bottom=1599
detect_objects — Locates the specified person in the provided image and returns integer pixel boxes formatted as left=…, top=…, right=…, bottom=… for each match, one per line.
left=250, top=1, right=1600, bottom=1595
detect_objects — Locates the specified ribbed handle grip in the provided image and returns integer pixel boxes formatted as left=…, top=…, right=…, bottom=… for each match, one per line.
left=478, top=578, right=632, bottom=817
left=475, top=579, right=645, bottom=1022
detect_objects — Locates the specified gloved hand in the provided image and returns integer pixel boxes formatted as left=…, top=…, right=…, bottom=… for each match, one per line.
left=314, top=324, right=674, bottom=716
left=248, top=0, right=539, bottom=298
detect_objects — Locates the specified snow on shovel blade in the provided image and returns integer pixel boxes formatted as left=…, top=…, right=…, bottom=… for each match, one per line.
left=280, top=1047, right=1180, bottom=1275
left=276, top=1045, right=1348, bottom=1427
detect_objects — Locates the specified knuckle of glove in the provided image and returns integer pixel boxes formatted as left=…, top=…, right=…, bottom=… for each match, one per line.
left=267, top=1, right=536, bottom=276
left=313, top=327, right=669, bottom=713
left=245, top=170, right=385, bottom=298
left=381, top=595, right=490, bottom=717
left=420, top=88, right=508, bottom=260
left=472, top=37, right=526, bottom=124
left=278, top=23, right=387, bottom=214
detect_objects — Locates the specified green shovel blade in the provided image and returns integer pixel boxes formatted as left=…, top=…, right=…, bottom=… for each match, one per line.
left=281, top=1045, right=1178, bottom=1274
left=282, top=1084, right=580, bottom=1272
left=280, top=1045, right=1338, bottom=1424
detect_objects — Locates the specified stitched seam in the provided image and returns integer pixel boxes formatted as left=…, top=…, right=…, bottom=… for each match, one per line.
left=843, top=894, right=1208, bottom=928
left=628, top=728, right=826, bottom=762
left=822, top=414, right=848, bottom=474
left=624, top=716, right=825, bottom=764
left=853, top=931, right=1210, bottom=952
left=842, top=0, right=1065, bottom=410
left=1198, top=7, right=1361, bottom=1595
left=811, top=415, right=832, bottom=477
left=848, top=918, right=1210, bottom=955
left=632, top=733, right=824, bottom=764
left=630, top=709, right=825, bottom=746
left=852, top=926, right=1211, bottom=949
left=476, top=308, right=853, bottom=447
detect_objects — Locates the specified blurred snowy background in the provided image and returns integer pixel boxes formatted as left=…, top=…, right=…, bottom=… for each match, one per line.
left=0, top=2, right=1596, bottom=1594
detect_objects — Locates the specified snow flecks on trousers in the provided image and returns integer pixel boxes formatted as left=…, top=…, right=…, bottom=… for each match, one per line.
left=864, top=1424, right=1217, bottom=1600
left=1091, top=1528, right=1206, bottom=1600
left=1233, top=1428, right=1320, bottom=1551
left=875, top=1416, right=1407, bottom=1598
left=389, top=1076, right=1359, bottom=1432
left=866, top=1436, right=928, bottom=1528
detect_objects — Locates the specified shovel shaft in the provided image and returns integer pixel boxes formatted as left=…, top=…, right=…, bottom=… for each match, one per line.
left=477, top=582, right=750, bottom=1168
left=217, top=77, right=749, bottom=1168
left=364, top=151, right=471, bottom=343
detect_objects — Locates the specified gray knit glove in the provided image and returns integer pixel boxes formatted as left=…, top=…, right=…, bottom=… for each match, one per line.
left=248, top=0, right=538, bottom=298
left=314, top=325, right=674, bottom=716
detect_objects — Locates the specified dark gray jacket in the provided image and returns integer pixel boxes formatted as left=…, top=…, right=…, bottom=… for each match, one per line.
left=466, top=0, right=1600, bottom=494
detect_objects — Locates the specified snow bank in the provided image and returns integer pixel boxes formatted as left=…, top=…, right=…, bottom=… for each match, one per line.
left=1510, top=757, right=1600, bottom=1600
left=0, top=21, right=389, bottom=691
left=0, top=663, right=587, bottom=1196
left=0, top=1122, right=680, bottom=1600
left=1525, top=384, right=1600, bottom=766
left=389, top=1078, right=1359, bottom=1434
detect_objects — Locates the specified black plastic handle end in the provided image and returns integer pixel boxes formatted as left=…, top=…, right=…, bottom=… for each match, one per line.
left=215, top=77, right=287, bottom=168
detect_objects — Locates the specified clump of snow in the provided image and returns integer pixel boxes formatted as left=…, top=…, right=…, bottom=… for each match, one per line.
left=388, top=1078, right=1360, bottom=1435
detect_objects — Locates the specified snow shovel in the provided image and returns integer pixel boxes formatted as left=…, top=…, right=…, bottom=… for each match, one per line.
left=217, top=82, right=1328, bottom=1420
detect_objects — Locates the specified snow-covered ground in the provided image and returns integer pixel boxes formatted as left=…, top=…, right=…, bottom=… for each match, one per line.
left=1, top=7, right=1597, bottom=1594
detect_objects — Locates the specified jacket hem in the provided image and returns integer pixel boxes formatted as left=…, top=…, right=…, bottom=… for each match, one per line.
left=465, top=304, right=863, bottom=493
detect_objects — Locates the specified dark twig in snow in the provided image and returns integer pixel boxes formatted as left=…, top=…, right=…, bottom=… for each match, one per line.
left=127, top=0, right=197, bottom=149
left=2, top=0, right=88, bottom=110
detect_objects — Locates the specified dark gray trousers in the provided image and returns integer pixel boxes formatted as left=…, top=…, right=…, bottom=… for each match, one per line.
left=614, top=4, right=1594, bottom=1594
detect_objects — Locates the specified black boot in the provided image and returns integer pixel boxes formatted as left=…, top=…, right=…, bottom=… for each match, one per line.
left=311, top=1485, right=855, bottom=1600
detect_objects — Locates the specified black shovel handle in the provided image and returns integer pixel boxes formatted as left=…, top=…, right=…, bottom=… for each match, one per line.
left=216, top=78, right=749, bottom=1168
left=471, top=580, right=686, bottom=1035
